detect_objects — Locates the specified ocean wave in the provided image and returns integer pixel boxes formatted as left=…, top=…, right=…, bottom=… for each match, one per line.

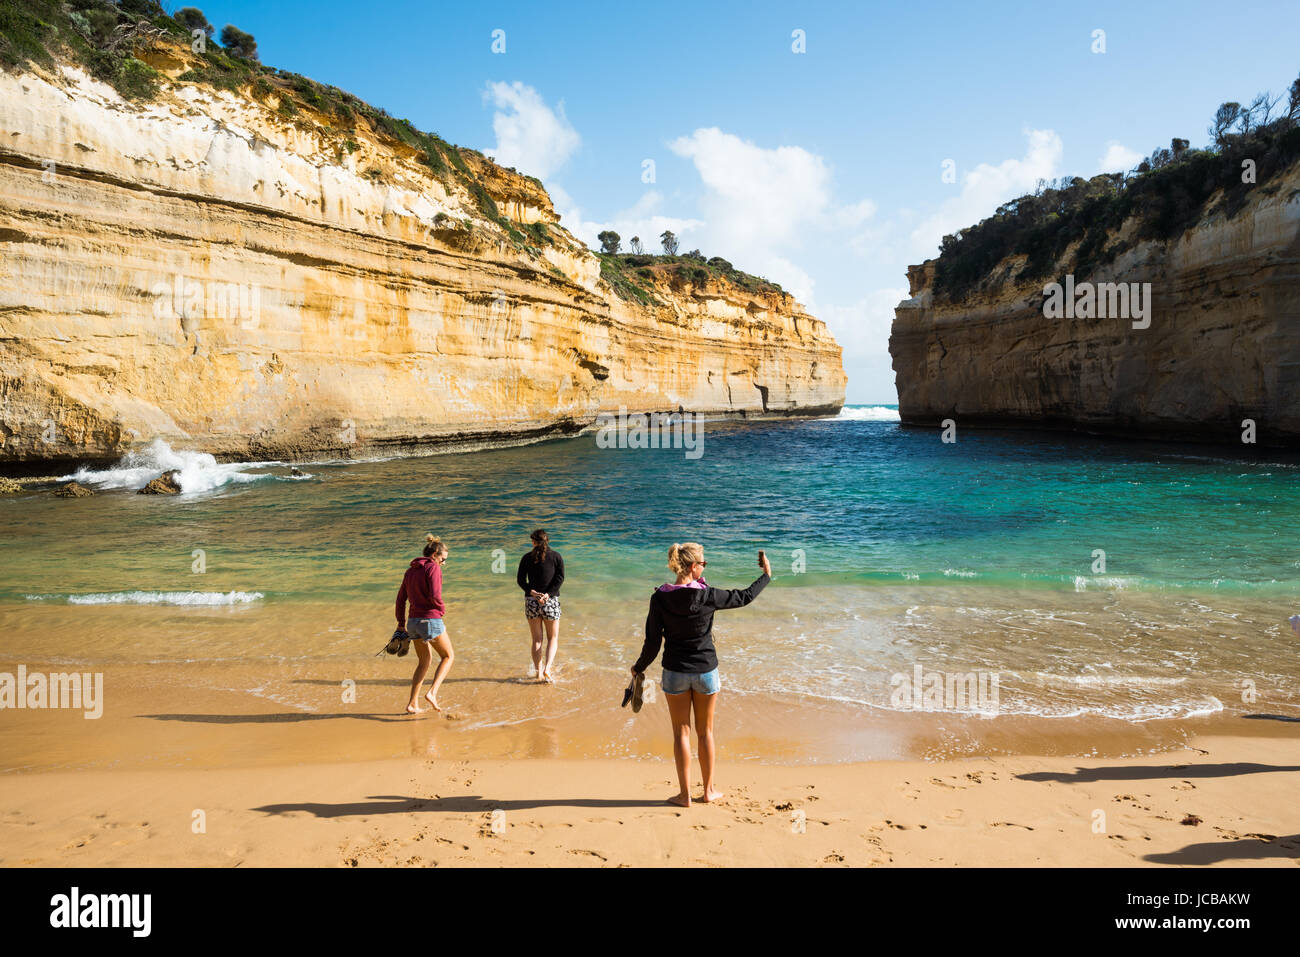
left=62, top=438, right=282, bottom=494
left=27, top=590, right=265, bottom=606
left=832, top=406, right=901, bottom=422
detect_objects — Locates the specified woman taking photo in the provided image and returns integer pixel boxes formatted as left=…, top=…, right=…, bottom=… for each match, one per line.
left=632, top=543, right=770, bottom=807
left=517, top=529, right=565, bottom=682
left=395, top=534, right=454, bottom=714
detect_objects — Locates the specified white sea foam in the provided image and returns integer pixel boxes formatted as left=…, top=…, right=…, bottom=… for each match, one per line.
left=62, top=438, right=281, bottom=494
left=27, top=591, right=265, bottom=606
left=833, top=406, right=901, bottom=422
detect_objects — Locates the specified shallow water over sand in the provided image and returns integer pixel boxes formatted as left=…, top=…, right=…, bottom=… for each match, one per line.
left=2, top=411, right=1298, bottom=768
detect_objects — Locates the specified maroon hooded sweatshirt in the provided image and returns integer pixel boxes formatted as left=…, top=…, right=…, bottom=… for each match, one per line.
left=396, top=557, right=444, bottom=624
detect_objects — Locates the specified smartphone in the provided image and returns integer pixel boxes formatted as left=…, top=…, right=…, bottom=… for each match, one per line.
left=758, top=549, right=766, bottom=563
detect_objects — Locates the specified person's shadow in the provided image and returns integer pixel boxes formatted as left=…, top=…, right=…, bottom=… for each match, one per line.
left=252, top=794, right=666, bottom=817
left=140, top=712, right=409, bottom=724
left=1241, top=713, right=1300, bottom=723
left=1016, top=762, right=1300, bottom=783
left=1144, top=834, right=1300, bottom=865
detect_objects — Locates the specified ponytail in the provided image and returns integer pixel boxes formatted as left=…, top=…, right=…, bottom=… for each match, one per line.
left=667, top=542, right=703, bottom=576
left=530, top=528, right=549, bottom=564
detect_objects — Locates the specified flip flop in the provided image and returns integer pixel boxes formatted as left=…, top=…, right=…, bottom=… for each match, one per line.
left=621, top=678, right=634, bottom=708
left=631, top=672, right=646, bottom=713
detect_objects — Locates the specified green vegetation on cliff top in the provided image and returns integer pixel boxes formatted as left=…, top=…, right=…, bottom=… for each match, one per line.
left=932, top=77, right=1300, bottom=301
left=596, top=250, right=785, bottom=306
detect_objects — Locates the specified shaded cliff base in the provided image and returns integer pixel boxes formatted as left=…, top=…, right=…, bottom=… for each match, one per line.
left=0, top=405, right=845, bottom=478
left=895, top=413, right=1300, bottom=453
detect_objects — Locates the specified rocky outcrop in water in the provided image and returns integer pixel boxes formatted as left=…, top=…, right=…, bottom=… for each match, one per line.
left=53, top=481, right=93, bottom=498
left=138, top=470, right=181, bottom=494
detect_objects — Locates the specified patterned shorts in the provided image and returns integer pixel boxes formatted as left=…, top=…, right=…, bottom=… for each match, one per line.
left=525, top=595, right=561, bottom=620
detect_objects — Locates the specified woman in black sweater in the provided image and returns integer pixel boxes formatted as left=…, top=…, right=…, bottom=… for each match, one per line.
left=632, top=542, right=770, bottom=807
left=517, top=529, right=565, bottom=682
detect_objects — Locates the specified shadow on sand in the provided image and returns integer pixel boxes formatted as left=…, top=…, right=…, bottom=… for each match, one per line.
left=1241, top=713, right=1300, bottom=723
left=1016, top=762, right=1300, bottom=784
left=1143, top=833, right=1300, bottom=865
left=140, top=712, right=411, bottom=724
left=291, top=677, right=539, bottom=687
left=251, top=794, right=667, bottom=817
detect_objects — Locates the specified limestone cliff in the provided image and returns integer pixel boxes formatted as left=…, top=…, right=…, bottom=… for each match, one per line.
left=0, top=53, right=844, bottom=468
left=890, top=160, right=1300, bottom=447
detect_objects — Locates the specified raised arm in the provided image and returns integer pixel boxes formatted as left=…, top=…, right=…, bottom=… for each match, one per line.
left=704, top=572, right=771, bottom=611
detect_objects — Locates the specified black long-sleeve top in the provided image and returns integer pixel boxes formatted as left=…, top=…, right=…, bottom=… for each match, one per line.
left=634, top=572, right=769, bottom=675
left=517, top=549, right=565, bottom=597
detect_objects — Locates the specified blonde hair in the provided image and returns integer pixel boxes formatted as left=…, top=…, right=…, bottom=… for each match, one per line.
left=422, top=534, right=447, bottom=558
left=667, top=542, right=703, bottom=577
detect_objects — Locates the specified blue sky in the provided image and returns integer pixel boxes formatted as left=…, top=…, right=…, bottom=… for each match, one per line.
left=193, top=0, right=1298, bottom=402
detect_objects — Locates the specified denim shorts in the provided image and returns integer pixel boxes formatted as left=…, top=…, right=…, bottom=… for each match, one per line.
left=661, top=667, right=720, bottom=695
left=407, top=617, right=446, bottom=640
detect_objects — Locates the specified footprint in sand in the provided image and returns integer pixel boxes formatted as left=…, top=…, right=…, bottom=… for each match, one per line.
left=570, top=849, right=607, bottom=861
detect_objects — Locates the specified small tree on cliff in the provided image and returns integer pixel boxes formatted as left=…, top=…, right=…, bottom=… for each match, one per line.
left=175, top=8, right=215, bottom=40
left=1289, top=73, right=1300, bottom=121
left=597, top=230, right=621, bottom=254
left=629, top=236, right=643, bottom=254
left=220, top=25, right=259, bottom=61
left=1210, top=102, right=1240, bottom=146
left=660, top=230, right=679, bottom=256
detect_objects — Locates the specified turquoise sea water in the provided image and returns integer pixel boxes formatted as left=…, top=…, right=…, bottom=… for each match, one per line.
left=1, top=406, right=1298, bottom=735
left=3, top=406, right=1297, bottom=602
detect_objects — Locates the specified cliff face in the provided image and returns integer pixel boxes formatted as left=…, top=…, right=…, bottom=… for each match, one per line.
left=890, top=163, right=1300, bottom=446
left=0, top=60, right=844, bottom=466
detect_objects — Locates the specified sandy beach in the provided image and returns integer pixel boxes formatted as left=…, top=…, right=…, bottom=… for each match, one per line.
left=1, top=732, right=1296, bottom=867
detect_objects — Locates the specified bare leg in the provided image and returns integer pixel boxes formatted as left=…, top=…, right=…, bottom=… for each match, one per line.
left=693, top=690, right=723, bottom=802
left=406, top=639, right=432, bottom=713
left=424, top=632, right=454, bottom=711
left=542, top=617, right=559, bottom=682
left=665, top=689, right=694, bottom=807
left=527, top=616, right=544, bottom=677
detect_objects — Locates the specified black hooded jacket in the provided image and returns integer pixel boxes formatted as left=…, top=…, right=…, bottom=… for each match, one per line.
left=634, top=573, right=770, bottom=675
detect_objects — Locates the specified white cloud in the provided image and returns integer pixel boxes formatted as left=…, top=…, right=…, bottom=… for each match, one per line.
left=662, top=128, right=881, bottom=308
left=1096, top=141, right=1143, bottom=174
left=482, top=81, right=580, bottom=180
left=908, top=128, right=1063, bottom=256
left=668, top=128, right=833, bottom=249
left=819, top=287, right=910, bottom=361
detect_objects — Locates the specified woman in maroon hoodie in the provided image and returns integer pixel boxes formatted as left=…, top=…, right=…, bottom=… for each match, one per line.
left=395, top=534, right=453, bottom=714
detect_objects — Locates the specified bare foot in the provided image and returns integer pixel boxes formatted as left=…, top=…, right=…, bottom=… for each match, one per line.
left=406, top=703, right=425, bottom=714
left=542, top=669, right=554, bottom=683
left=702, top=788, right=725, bottom=803
left=667, top=793, right=691, bottom=808
left=424, top=691, right=442, bottom=712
